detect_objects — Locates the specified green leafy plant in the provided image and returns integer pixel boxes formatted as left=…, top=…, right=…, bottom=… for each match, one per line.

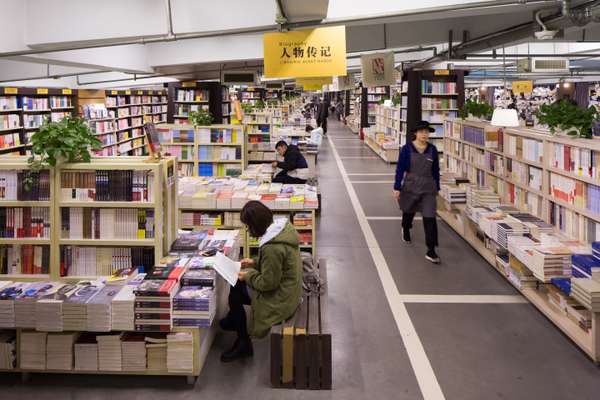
left=392, top=93, right=402, bottom=107
left=188, top=108, right=214, bottom=127
left=241, top=102, right=254, bottom=114
left=255, top=99, right=265, bottom=110
left=536, top=99, right=598, bottom=138
left=26, top=116, right=101, bottom=190
left=378, top=97, right=390, bottom=105
left=266, top=98, right=280, bottom=107
left=458, top=99, right=494, bottom=120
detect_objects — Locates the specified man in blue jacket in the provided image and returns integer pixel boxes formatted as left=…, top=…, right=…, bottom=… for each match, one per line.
left=393, top=121, right=441, bottom=263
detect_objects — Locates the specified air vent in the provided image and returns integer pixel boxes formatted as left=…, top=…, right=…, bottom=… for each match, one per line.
left=531, top=58, right=569, bottom=73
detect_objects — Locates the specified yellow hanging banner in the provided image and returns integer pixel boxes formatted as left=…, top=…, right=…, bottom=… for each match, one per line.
left=264, top=26, right=347, bottom=78
left=303, top=84, right=323, bottom=91
left=296, top=77, right=333, bottom=86
left=512, top=80, right=533, bottom=94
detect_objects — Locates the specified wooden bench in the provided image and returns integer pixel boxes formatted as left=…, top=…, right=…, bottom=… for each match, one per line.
left=270, top=259, right=331, bottom=390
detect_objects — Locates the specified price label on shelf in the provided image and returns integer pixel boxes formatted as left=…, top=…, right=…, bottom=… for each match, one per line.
left=148, top=90, right=154, bottom=94
left=434, top=70, right=450, bottom=76
left=36, top=88, right=49, bottom=94
left=182, top=82, right=196, bottom=88
left=4, top=88, right=18, bottom=94
left=125, top=90, right=131, bottom=95
left=111, top=90, right=118, bottom=95
left=137, top=90, right=143, bottom=95
left=62, top=89, right=72, bottom=95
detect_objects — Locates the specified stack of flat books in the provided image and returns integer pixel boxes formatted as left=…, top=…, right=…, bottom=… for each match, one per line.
left=97, top=333, right=123, bottom=371
left=571, top=254, right=600, bottom=280
left=20, top=331, right=47, bottom=370
left=167, top=332, right=194, bottom=373
left=440, top=184, right=467, bottom=204
left=35, top=283, right=78, bottom=332
left=121, top=333, right=147, bottom=371
left=134, top=278, right=180, bottom=332
left=173, top=286, right=216, bottom=328
left=0, top=282, right=29, bottom=328
left=0, top=330, right=16, bottom=369
left=145, top=334, right=168, bottom=372
left=111, top=285, right=136, bottom=331
left=87, top=285, right=122, bottom=332
left=15, top=282, right=54, bottom=328
left=495, top=221, right=529, bottom=249
left=74, top=333, right=98, bottom=371
left=46, top=332, right=77, bottom=370
left=181, top=268, right=216, bottom=287
left=506, top=255, right=537, bottom=289
left=571, top=278, right=600, bottom=312
left=63, top=282, right=104, bottom=331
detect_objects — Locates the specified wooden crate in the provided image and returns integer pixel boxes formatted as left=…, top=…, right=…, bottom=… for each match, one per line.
left=270, top=259, right=331, bottom=390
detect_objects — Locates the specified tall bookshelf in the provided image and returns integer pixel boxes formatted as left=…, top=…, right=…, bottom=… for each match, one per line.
left=167, top=82, right=228, bottom=125
left=364, top=104, right=401, bottom=163
left=0, top=87, right=78, bottom=155
left=0, top=157, right=176, bottom=282
left=104, top=89, right=167, bottom=156
left=244, top=112, right=274, bottom=164
left=405, top=69, right=465, bottom=151
left=155, top=124, right=244, bottom=177
left=238, top=87, right=265, bottom=106
left=441, top=118, right=600, bottom=362
left=221, top=86, right=231, bottom=124
left=363, top=85, right=390, bottom=127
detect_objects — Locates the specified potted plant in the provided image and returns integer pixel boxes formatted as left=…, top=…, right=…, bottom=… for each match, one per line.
left=458, top=99, right=494, bottom=121
left=241, top=102, right=254, bottom=115
left=188, top=109, right=214, bottom=127
left=392, top=92, right=402, bottom=107
left=255, top=99, right=265, bottom=110
left=26, top=116, right=102, bottom=190
left=536, top=99, right=598, bottom=138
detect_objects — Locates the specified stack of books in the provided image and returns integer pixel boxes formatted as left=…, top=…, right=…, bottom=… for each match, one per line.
left=35, top=283, right=77, bottom=332
left=0, top=282, right=30, bottom=328
left=466, top=185, right=501, bottom=209
left=571, top=254, right=600, bottom=280
left=74, top=333, right=98, bottom=371
left=87, top=285, right=122, bottom=332
left=508, top=236, right=572, bottom=282
left=111, top=285, right=136, bottom=331
left=145, top=334, right=168, bottom=372
left=16, top=282, right=52, bottom=328
left=121, top=333, right=147, bottom=371
left=508, top=213, right=554, bottom=240
left=181, top=268, right=216, bottom=287
left=167, top=332, right=194, bottom=373
left=20, top=331, right=47, bottom=370
left=97, top=333, right=123, bottom=371
left=0, top=330, right=16, bottom=369
left=506, top=255, right=537, bottom=289
left=440, top=184, right=467, bottom=204
left=495, top=221, right=529, bottom=249
left=63, top=282, right=104, bottom=331
left=571, top=278, right=600, bottom=311
left=173, top=286, right=216, bottom=328
left=134, top=277, right=181, bottom=332
left=46, top=332, right=77, bottom=370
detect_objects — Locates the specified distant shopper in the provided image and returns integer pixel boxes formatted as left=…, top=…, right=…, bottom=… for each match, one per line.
left=220, top=201, right=303, bottom=362
left=316, top=97, right=329, bottom=134
left=393, top=121, right=441, bottom=264
left=335, top=99, right=344, bottom=121
left=271, top=140, right=309, bottom=184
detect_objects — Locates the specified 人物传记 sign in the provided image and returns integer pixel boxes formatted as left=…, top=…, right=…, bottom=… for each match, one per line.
left=264, top=26, right=347, bottom=78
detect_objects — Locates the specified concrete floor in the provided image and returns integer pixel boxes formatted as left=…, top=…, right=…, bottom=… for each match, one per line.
left=2, top=119, right=600, bottom=399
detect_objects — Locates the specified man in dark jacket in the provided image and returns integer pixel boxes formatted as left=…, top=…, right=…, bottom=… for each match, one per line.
left=271, top=140, right=309, bottom=184
left=316, top=97, right=329, bottom=135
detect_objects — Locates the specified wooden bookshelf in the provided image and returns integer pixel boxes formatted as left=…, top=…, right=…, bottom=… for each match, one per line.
left=238, top=87, right=265, bottom=106
left=0, top=87, right=78, bottom=156
left=156, top=124, right=245, bottom=177
left=243, top=112, right=274, bottom=165
left=0, top=157, right=176, bottom=282
left=167, top=82, right=229, bottom=125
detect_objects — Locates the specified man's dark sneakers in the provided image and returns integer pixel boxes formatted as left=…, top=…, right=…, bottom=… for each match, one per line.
left=402, top=228, right=411, bottom=244
left=425, top=250, right=440, bottom=264
left=220, top=337, right=253, bottom=363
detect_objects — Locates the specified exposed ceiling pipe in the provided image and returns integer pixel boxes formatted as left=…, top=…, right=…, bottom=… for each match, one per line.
left=0, top=0, right=561, bottom=58
left=346, top=46, right=438, bottom=59
left=275, top=0, right=288, bottom=27
left=465, top=52, right=600, bottom=57
left=165, top=0, right=176, bottom=40
left=0, top=70, right=109, bottom=84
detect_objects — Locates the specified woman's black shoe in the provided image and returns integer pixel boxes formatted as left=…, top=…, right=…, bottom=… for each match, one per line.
left=220, top=337, right=253, bottom=363
left=402, top=228, right=411, bottom=244
left=219, top=316, right=236, bottom=332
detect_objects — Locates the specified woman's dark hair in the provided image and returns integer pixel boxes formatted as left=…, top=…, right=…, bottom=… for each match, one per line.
left=240, top=201, right=273, bottom=237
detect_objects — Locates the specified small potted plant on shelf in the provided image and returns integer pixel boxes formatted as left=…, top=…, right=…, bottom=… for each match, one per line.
left=458, top=99, right=494, bottom=121
left=535, top=99, right=598, bottom=139
left=26, top=116, right=102, bottom=190
left=254, top=99, right=265, bottom=111
left=188, top=109, right=214, bottom=127
left=392, top=93, right=402, bottom=107
left=241, top=102, right=254, bottom=115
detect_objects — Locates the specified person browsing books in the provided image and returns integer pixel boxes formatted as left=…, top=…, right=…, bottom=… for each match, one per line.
left=393, top=121, right=441, bottom=264
left=271, top=140, right=309, bottom=184
left=219, top=201, right=303, bottom=362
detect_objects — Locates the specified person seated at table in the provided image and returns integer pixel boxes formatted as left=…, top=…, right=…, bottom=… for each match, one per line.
left=219, top=201, right=303, bottom=362
left=271, top=140, right=309, bottom=184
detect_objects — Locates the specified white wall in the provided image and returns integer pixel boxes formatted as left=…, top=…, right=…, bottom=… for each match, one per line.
left=0, top=1, right=26, bottom=52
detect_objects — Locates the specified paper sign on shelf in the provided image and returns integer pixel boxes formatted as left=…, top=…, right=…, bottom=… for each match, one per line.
left=263, top=25, right=346, bottom=78
left=182, top=82, right=196, bottom=88
left=36, top=88, right=48, bottom=95
left=137, top=90, right=143, bottom=95
left=512, top=80, right=533, bottom=94
left=111, top=90, right=118, bottom=95
left=125, top=90, right=131, bottom=95
left=61, top=89, right=72, bottom=95
left=434, top=70, right=450, bottom=76
left=361, top=52, right=396, bottom=88
left=4, top=88, right=18, bottom=94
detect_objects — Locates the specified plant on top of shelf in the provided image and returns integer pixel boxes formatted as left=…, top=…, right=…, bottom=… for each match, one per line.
left=26, top=116, right=102, bottom=190
left=255, top=99, right=266, bottom=110
left=241, top=102, right=254, bottom=115
left=378, top=97, right=390, bottom=105
left=458, top=99, right=494, bottom=120
left=392, top=92, right=402, bottom=107
left=535, top=99, right=598, bottom=139
left=188, top=109, right=214, bottom=127
left=266, top=98, right=280, bottom=107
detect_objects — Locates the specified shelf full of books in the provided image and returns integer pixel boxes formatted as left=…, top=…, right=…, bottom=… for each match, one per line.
left=0, top=228, right=240, bottom=380
left=243, top=112, right=274, bottom=164
left=155, top=124, right=244, bottom=178
left=173, top=86, right=210, bottom=124
left=364, top=86, right=390, bottom=127
left=440, top=118, right=600, bottom=362
left=364, top=104, right=402, bottom=163
left=178, top=177, right=318, bottom=256
left=0, top=157, right=177, bottom=282
left=0, top=87, right=78, bottom=155
left=238, top=88, right=265, bottom=106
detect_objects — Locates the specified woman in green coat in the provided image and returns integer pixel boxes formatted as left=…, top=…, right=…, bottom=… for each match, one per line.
left=219, top=201, right=303, bottom=362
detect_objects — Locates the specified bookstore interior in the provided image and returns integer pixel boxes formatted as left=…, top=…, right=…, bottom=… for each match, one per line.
left=6, top=0, right=600, bottom=398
